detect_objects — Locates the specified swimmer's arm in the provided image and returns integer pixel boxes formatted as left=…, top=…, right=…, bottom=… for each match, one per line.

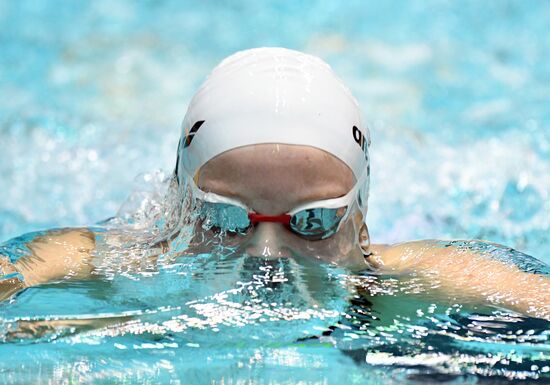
left=371, top=240, right=550, bottom=320
left=0, top=228, right=96, bottom=300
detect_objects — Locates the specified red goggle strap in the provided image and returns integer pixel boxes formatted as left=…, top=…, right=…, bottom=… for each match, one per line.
left=248, top=213, right=291, bottom=225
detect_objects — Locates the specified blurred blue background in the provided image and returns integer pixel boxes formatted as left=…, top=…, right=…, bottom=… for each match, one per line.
left=0, top=0, right=549, bottom=262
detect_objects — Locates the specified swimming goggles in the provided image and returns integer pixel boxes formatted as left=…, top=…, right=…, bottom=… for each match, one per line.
left=187, top=172, right=367, bottom=241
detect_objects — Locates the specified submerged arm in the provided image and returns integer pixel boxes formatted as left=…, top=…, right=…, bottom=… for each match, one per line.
left=0, top=228, right=96, bottom=300
left=370, top=240, right=550, bottom=320
left=0, top=227, right=170, bottom=338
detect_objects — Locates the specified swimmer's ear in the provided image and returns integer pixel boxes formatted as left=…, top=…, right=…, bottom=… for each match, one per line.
left=358, top=223, right=371, bottom=257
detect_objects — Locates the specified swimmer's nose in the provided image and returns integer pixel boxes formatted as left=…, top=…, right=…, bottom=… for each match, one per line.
left=244, top=222, right=291, bottom=259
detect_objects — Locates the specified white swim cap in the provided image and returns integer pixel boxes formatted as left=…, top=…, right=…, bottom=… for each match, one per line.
left=176, top=47, right=371, bottom=211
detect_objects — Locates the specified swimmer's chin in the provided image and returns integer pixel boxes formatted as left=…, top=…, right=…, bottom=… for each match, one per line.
left=302, top=243, right=389, bottom=273
left=179, top=243, right=359, bottom=270
left=242, top=250, right=371, bottom=272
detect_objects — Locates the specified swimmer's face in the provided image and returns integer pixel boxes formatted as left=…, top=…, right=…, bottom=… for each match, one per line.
left=189, top=144, right=366, bottom=269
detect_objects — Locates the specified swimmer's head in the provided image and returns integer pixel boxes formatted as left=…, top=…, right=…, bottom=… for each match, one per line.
left=176, top=47, right=371, bottom=218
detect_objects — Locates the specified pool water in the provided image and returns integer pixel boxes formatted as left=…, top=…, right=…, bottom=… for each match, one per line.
left=2, top=226, right=549, bottom=384
left=1, top=0, right=549, bottom=383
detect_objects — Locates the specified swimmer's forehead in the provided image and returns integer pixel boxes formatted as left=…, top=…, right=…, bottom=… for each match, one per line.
left=197, top=144, right=355, bottom=209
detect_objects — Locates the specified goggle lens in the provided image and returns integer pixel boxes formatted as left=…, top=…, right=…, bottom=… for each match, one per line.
left=199, top=202, right=347, bottom=240
left=200, top=202, right=251, bottom=233
left=289, top=207, right=347, bottom=240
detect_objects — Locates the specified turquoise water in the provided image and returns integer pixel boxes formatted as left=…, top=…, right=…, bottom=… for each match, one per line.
left=1, top=0, right=549, bottom=383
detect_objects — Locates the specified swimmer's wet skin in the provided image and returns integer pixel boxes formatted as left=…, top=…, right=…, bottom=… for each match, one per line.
left=1, top=47, right=549, bottom=323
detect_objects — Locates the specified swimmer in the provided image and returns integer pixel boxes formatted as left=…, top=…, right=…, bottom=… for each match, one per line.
left=1, top=47, right=549, bottom=320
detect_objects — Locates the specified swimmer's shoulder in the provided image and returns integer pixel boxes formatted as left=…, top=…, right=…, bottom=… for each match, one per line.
left=369, top=239, right=550, bottom=320
left=368, top=239, right=493, bottom=272
left=369, top=238, right=547, bottom=273
left=2, top=227, right=98, bottom=286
